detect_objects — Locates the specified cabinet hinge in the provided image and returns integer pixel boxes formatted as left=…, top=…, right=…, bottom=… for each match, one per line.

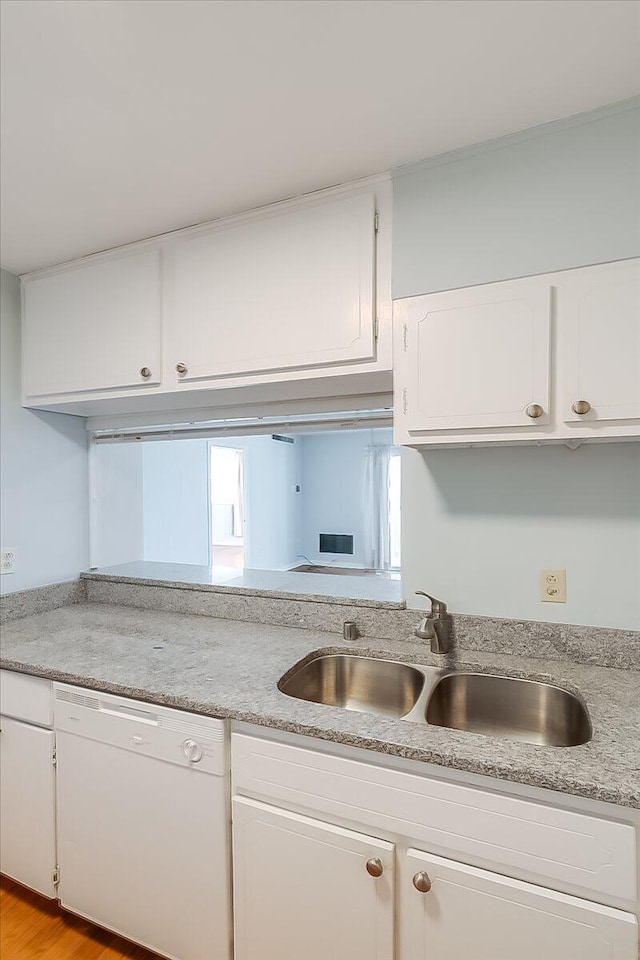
left=402, top=388, right=408, bottom=415
left=52, top=866, right=60, bottom=886
left=403, top=323, right=408, bottom=351
left=374, top=211, right=379, bottom=234
left=52, top=746, right=57, bottom=767
left=374, top=317, right=379, bottom=340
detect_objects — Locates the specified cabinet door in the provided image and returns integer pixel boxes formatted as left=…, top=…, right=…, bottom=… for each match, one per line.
left=233, top=797, right=394, bottom=960
left=395, top=279, right=551, bottom=433
left=22, top=249, right=162, bottom=398
left=167, top=193, right=376, bottom=382
left=561, top=260, right=640, bottom=423
left=403, top=849, right=637, bottom=960
left=0, top=716, right=56, bottom=898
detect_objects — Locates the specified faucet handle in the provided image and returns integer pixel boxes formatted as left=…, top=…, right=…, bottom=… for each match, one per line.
left=415, top=591, right=448, bottom=617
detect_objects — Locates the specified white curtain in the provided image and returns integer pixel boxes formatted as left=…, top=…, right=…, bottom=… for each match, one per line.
left=364, top=445, right=391, bottom=572
left=232, top=449, right=244, bottom=538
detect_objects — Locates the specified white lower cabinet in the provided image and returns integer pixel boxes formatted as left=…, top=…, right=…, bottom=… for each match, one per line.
left=233, top=797, right=637, bottom=960
left=232, top=802, right=637, bottom=960
left=0, top=715, right=57, bottom=897
left=1, top=668, right=638, bottom=960
left=232, top=797, right=395, bottom=960
left=232, top=732, right=639, bottom=960
left=403, top=848, right=637, bottom=960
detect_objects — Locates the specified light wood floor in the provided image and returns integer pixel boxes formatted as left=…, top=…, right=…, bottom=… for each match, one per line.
left=0, top=876, right=161, bottom=959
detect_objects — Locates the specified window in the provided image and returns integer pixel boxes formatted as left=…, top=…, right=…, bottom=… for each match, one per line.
left=91, top=423, right=400, bottom=601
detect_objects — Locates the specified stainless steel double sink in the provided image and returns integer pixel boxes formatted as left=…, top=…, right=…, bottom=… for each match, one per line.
left=277, top=653, right=591, bottom=747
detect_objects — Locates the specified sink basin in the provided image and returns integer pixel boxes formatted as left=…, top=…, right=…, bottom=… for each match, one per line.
left=278, top=654, right=591, bottom=747
left=278, top=654, right=425, bottom=718
left=426, top=672, right=591, bottom=746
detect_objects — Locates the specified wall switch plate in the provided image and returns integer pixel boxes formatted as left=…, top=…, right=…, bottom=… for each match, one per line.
left=1, top=548, right=16, bottom=574
left=541, top=569, right=566, bottom=603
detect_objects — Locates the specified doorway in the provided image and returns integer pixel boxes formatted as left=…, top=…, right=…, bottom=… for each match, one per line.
left=210, top=445, right=245, bottom=570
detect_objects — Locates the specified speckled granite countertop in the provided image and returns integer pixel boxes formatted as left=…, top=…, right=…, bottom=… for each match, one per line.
left=1, top=602, right=638, bottom=808
left=84, top=561, right=404, bottom=607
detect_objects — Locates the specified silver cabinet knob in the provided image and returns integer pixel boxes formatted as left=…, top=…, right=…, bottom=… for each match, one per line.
left=139, top=367, right=152, bottom=379
left=175, top=363, right=188, bottom=375
left=571, top=399, right=591, bottom=415
left=413, top=871, right=432, bottom=893
left=525, top=403, right=544, bottom=419
left=366, top=858, right=383, bottom=878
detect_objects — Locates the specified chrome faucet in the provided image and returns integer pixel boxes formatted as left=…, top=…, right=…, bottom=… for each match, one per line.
left=414, top=591, right=453, bottom=654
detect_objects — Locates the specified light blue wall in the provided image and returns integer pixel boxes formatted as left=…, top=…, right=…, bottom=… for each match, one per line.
left=93, top=443, right=144, bottom=567
left=393, top=100, right=640, bottom=298
left=393, top=102, right=640, bottom=630
left=0, top=269, right=89, bottom=592
left=298, top=428, right=393, bottom=568
left=402, top=444, right=640, bottom=630
left=142, top=439, right=210, bottom=566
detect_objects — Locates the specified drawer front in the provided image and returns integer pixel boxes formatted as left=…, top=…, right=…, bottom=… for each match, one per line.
left=232, top=733, right=636, bottom=903
left=0, top=670, right=53, bottom=727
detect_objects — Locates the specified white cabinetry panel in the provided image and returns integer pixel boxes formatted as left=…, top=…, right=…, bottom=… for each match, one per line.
left=232, top=733, right=636, bottom=902
left=233, top=796, right=394, bottom=960
left=403, top=848, right=637, bottom=960
left=396, top=279, right=550, bottom=432
left=562, top=259, right=640, bottom=423
left=0, top=716, right=56, bottom=897
left=22, top=249, right=162, bottom=398
left=0, top=670, right=52, bottom=727
left=167, top=192, right=376, bottom=382
left=394, top=259, right=640, bottom=446
left=19, top=180, right=391, bottom=416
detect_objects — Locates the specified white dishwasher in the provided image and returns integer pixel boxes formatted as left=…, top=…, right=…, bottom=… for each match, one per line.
left=54, top=682, right=232, bottom=960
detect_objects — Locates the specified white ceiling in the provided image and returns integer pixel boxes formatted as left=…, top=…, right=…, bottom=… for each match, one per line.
left=1, top=0, right=639, bottom=275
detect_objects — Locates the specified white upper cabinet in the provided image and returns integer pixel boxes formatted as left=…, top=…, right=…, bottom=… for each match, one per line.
left=394, top=258, right=640, bottom=447
left=561, top=259, right=640, bottom=424
left=22, top=250, right=163, bottom=399
left=20, top=178, right=391, bottom=416
left=167, top=193, right=377, bottom=383
left=396, top=279, right=551, bottom=433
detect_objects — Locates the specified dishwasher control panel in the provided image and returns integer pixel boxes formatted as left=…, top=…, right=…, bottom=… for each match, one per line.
left=53, top=683, right=228, bottom=775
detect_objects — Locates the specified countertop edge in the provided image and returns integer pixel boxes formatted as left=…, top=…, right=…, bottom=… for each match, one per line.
left=80, top=572, right=407, bottom=610
left=3, top=655, right=638, bottom=811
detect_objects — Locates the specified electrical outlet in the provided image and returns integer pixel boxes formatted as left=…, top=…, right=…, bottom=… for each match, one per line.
left=1, top=548, right=16, bottom=575
left=541, top=569, right=566, bottom=603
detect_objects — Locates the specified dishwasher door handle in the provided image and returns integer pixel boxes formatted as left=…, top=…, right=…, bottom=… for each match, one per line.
left=100, top=704, right=159, bottom=725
